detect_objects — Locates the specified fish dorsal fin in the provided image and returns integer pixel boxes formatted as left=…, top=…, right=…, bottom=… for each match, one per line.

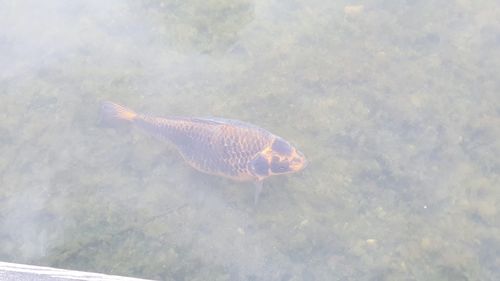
left=193, top=117, right=267, bottom=132
left=190, top=117, right=228, bottom=125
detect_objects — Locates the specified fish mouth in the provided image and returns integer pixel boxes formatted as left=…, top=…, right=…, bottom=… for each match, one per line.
left=289, top=151, right=307, bottom=172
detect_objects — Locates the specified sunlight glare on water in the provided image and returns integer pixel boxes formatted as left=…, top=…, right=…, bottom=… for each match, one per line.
left=0, top=0, right=499, bottom=280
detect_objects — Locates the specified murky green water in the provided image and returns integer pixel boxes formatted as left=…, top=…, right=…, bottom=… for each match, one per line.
left=1, top=0, right=499, bottom=280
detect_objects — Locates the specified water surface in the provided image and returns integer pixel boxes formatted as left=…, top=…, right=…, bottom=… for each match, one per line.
left=1, top=0, right=499, bottom=280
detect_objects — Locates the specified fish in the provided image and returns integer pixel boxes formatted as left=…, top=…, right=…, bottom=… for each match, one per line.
left=100, top=101, right=307, bottom=203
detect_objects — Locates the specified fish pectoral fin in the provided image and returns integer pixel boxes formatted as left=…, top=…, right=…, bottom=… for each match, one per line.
left=254, top=180, right=264, bottom=205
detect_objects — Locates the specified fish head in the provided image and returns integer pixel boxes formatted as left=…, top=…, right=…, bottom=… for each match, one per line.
left=249, top=137, right=307, bottom=180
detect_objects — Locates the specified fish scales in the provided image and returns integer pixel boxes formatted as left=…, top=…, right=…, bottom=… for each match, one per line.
left=101, top=101, right=306, bottom=184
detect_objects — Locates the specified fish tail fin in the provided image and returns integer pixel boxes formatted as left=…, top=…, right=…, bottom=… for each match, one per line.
left=100, top=101, right=138, bottom=124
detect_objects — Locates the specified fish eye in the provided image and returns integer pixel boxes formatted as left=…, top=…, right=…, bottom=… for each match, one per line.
left=271, top=138, right=292, bottom=155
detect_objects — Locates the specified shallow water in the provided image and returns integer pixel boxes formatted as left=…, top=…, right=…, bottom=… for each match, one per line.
left=1, top=0, right=499, bottom=280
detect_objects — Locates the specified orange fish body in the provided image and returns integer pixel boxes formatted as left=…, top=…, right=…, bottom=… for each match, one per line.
left=101, top=101, right=307, bottom=201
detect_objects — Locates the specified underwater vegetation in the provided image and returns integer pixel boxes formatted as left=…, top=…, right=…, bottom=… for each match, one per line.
left=0, top=0, right=499, bottom=280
